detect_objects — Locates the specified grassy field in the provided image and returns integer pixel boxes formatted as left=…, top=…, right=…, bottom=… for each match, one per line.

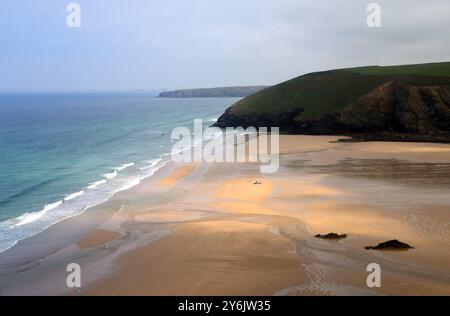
left=350, top=62, right=450, bottom=77
left=230, top=62, right=450, bottom=120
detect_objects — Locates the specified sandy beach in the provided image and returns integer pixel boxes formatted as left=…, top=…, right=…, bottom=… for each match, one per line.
left=1, top=135, right=450, bottom=296
left=1, top=0, right=449, bottom=301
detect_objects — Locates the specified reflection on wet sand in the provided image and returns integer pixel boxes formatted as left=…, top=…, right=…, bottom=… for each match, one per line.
left=310, top=159, right=450, bottom=187
left=1, top=135, right=450, bottom=296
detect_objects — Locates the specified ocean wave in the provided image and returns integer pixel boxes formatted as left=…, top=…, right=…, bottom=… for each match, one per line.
left=0, top=177, right=61, bottom=208
left=64, top=191, right=85, bottom=201
left=87, top=179, right=107, bottom=189
left=11, top=200, right=63, bottom=228
left=139, top=158, right=162, bottom=170
left=103, top=170, right=118, bottom=179
left=92, top=129, right=138, bottom=148
left=0, top=124, right=204, bottom=253
left=0, top=156, right=170, bottom=254
left=116, top=162, right=135, bottom=172
left=141, top=130, right=165, bottom=135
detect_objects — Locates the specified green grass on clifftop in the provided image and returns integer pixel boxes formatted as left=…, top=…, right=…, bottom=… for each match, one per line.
left=350, top=62, right=450, bottom=77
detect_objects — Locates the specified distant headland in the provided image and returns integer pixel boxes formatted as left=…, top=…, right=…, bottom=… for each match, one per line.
left=157, top=86, right=268, bottom=98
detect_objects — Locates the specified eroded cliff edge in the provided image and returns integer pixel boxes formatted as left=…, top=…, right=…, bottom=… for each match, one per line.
left=214, top=63, right=450, bottom=142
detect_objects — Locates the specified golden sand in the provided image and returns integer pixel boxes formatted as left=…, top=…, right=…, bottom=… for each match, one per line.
left=212, top=201, right=279, bottom=216
left=77, top=229, right=120, bottom=250
left=158, top=164, right=197, bottom=187
left=134, top=210, right=204, bottom=223
left=85, top=220, right=303, bottom=296
left=78, top=135, right=450, bottom=295
left=215, top=177, right=272, bottom=203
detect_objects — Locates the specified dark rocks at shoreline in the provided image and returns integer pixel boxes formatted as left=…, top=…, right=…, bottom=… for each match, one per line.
left=314, top=233, right=348, bottom=240
left=365, top=239, right=414, bottom=251
left=336, top=132, right=450, bottom=144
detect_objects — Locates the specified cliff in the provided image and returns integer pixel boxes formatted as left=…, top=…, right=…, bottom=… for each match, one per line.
left=214, top=62, right=450, bottom=142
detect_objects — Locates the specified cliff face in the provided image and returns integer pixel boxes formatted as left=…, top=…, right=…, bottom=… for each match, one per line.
left=341, top=81, right=450, bottom=133
left=214, top=63, right=450, bottom=142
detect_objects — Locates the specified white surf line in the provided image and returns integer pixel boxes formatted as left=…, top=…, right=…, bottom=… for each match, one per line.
left=87, top=179, right=107, bottom=189
left=64, top=190, right=85, bottom=201
left=103, top=170, right=118, bottom=179
left=12, top=200, right=63, bottom=228
left=116, top=162, right=135, bottom=172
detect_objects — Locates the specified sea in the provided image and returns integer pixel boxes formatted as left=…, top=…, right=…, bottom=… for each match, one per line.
left=0, top=92, right=239, bottom=253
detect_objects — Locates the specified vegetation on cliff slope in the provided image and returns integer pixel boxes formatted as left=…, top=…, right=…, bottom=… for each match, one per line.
left=214, top=62, right=450, bottom=141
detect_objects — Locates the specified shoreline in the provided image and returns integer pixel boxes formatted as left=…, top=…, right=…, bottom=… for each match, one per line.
left=275, top=131, right=450, bottom=144
left=0, top=157, right=170, bottom=255
left=1, top=135, right=450, bottom=295
left=338, top=133, right=450, bottom=144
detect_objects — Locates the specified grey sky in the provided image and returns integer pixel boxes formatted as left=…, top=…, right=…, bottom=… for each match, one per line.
left=1, top=0, right=449, bottom=92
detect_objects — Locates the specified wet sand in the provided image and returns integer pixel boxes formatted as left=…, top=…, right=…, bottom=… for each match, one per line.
left=158, top=164, right=197, bottom=187
left=77, top=230, right=120, bottom=250
left=1, top=135, right=450, bottom=296
left=87, top=220, right=303, bottom=296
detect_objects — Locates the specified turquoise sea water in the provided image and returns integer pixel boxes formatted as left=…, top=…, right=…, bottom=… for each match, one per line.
left=0, top=93, right=238, bottom=253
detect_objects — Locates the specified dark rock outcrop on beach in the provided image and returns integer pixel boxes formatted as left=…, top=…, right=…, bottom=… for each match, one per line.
left=365, top=239, right=414, bottom=251
left=157, top=86, right=268, bottom=98
left=314, top=233, right=348, bottom=240
left=214, top=62, right=450, bottom=142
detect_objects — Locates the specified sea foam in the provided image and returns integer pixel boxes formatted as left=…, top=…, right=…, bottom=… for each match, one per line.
left=12, top=200, right=63, bottom=228
left=88, top=179, right=107, bottom=189
left=0, top=156, right=170, bottom=253
left=139, top=158, right=162, bottom=170
left=64, top=191, right=85, bottom=201
left=116, top=162, right=135, bottom=171
left=103, top=170, right=118, bottom=179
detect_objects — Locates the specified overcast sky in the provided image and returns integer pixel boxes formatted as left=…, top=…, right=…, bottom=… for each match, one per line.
left=1, top=0, right=449, bottom=92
